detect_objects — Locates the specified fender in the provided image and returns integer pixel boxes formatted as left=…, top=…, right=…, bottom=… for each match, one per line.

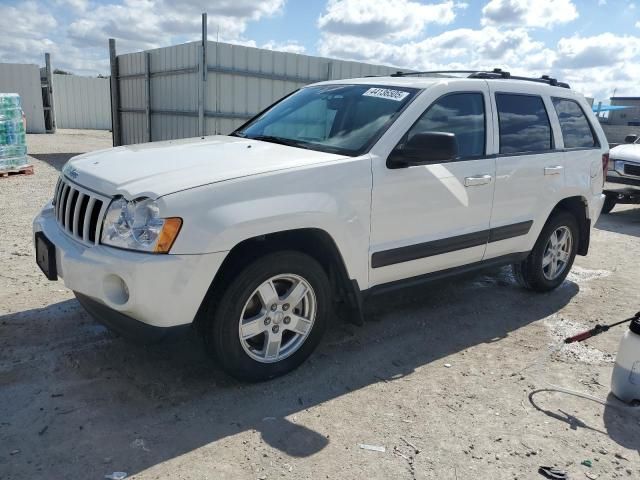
left=158, top=157, right=373, bottom=289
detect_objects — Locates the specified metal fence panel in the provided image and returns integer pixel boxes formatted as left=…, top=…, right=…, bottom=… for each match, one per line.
left=115, top=40, right=408, bottom=145
left=52, top=74, right=111, bottom=129
left=0, top=63, right=45, bottom=133
left=117, top=51, right=147, bottom=145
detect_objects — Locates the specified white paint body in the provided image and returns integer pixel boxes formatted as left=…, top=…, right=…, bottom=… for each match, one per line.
left=33, top=76, right=608, bottom=328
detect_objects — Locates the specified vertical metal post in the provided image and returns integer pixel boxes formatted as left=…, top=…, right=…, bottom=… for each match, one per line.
left=145, top=52, right=151, bottom=142
left=109, top=38, right=121, bottom=147
left=44, top=53, right=56, bottom=133
left=198, top=12, right=207, bottom=138
left=327, top=61, right=333, bottom=81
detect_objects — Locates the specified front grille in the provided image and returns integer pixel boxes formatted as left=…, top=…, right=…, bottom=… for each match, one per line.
left=52, top=176, right=109, bottom=245
left=624, top=163, right=640, bottom=177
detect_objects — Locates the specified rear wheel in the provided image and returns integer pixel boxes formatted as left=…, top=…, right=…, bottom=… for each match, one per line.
left=513, top=211, right=578, bottom=292
left=602, top=194, right=617, bottom=214
left=202, top=251, right=331, bottom=382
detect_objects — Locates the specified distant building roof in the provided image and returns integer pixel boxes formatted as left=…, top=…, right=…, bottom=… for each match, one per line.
left=593, top=105, right=633, bottom=112
left=611, top=97, right=640, bottom=101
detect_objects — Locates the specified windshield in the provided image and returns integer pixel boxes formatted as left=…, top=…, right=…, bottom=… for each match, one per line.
left=233, top=84, right=419, bottom=156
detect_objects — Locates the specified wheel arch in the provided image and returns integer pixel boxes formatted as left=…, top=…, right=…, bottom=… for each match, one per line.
left=194, top=228, right=363, bottom=332
left=549, top=196, right=590, bottom=256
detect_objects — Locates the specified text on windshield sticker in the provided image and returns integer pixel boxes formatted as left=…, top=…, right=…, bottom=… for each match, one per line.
left=362, top=88, right=409, bottom=102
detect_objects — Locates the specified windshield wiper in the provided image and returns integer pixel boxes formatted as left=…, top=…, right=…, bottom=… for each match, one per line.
left=249, top=135, right=310, bottom=149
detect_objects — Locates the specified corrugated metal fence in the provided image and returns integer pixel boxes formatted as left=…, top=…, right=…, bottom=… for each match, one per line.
left=113, top=40, right=406, bottom=146
left=0, top=63, right=46, bottom=133
left=53, top=74, right=111, bottom=130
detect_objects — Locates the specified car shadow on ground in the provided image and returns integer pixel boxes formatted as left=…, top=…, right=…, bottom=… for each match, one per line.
left=28, top=153, right=83, bottom=171
left=596, top=206, right=640, bottom=238
left=1, top=267, right=580, bottom=478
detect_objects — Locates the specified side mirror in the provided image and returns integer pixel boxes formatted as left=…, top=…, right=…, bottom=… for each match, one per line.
left=387, top=132, right=458, bottom=168
left=624, top=134, right=638, bottom=144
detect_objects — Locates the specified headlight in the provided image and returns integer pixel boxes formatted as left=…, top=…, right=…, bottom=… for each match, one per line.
left=101, top=197, right=182, bottom=253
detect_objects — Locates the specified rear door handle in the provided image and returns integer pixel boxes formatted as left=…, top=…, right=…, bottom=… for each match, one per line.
left=464, top=174, right=492, bottom=187
left=544, top=166, right=564, bottom=175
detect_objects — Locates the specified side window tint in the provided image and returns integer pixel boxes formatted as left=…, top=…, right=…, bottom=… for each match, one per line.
left=496, top=94, right=553, bottom=154
left=407, top=93, right=485, bottom=158
left=552, top=98, right=597, bottom=148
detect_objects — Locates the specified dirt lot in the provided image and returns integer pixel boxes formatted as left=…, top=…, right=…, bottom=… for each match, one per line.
left=1, top=130, right=639, bottom=480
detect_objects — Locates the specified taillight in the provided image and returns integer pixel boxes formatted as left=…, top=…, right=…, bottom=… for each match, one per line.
left=602, top=153, right=609, bottom=186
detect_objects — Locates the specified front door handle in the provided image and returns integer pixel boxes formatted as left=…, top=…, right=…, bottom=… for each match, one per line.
left=464, top=174, right=492, bottom=187
left=544, top=166, right=564, bottom=175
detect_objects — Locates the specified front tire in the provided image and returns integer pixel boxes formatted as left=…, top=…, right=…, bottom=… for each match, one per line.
left=202, top=251, right=331, bottom=382
left=513, top=211, right=578, bottom=292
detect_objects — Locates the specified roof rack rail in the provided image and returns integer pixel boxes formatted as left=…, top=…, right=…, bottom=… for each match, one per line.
left=390, top=70, right=479, bottom=77
left=390, top=68, right=570, bottom=89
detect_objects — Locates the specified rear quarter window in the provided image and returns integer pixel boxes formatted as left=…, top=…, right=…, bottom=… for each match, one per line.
left=496, top=93, right=553, bottom=155
left=551, top=98, right=598, bottom=148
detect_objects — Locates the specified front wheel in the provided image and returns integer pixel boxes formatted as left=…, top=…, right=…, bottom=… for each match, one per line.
left=202, top=251, right=331, bottom=382
left=513, top=211, right=578, bottom=292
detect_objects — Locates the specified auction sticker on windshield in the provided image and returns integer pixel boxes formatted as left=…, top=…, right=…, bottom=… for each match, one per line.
left=363, top=87, right=410, bottom=102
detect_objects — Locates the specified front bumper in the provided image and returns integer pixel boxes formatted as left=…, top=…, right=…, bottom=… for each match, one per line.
left=34, top=203, right=228, bottom=328
left=606, top=175, right=640, bottom=191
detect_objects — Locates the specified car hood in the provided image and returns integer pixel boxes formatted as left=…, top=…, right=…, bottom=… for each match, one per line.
left=610, top=143, right=640, bottom=162
left=63, top=135, right=346, bottom=199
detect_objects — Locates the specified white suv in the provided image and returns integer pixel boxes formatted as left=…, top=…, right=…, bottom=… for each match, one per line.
left=34, top=70, right=608, bottom=381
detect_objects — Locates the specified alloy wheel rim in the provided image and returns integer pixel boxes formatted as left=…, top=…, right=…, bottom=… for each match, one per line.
left=238, top=274, right=316, bottom=363
left=542, top=226, right=573, bottom=281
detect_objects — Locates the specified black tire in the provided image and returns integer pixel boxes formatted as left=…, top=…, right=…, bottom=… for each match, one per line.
left=602, top=194, right=617, bottom=214
left=202, top=251, right=331, bottom=382
left=512, top=211, right=579, bottom=292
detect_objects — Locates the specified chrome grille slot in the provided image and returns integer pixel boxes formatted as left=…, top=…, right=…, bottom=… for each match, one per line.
left=52, top=176, right=110, bottom=246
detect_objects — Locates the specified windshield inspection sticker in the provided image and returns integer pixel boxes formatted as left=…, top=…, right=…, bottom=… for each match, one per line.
left=363, top=87, right=409, bottom=102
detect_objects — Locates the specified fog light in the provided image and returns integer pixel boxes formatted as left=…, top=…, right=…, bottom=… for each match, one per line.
left=103, top=274, right=130, bottom=305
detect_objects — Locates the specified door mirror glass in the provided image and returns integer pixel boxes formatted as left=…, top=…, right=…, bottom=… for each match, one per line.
left=388, top=131, right=458, bottom=168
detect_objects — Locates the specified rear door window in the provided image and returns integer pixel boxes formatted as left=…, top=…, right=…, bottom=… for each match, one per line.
left=496, top=93, right=553, bottom=154
left=551, top=98, right=598, bottom=148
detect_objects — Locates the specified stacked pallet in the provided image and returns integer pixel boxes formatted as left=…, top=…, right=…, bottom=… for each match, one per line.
left=0, top=93, right=30, bottom=176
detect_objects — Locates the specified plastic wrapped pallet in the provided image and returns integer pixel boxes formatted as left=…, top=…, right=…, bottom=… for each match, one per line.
left=0, top=93, right=28, bottom=171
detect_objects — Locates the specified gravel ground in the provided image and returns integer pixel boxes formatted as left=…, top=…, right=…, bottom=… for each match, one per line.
left=1, top=129, right=639, bottom=480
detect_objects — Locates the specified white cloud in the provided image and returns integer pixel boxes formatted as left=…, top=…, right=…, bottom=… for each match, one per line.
left=318, top=26, right=553, bottom=71
left=318, top=24, right=640, bottom=101
left=0, top=0, right=284, bottom=75
left=55, top=0, right=89, bottom=11
left=481, top=0, right=578, bottom=29
left=261, top=41, right=306, bottom=54
left=318, top=0, right=460, bottom=40
left=67, top=0, right=285, bottom=51
left=554, top=33, right=640, bottom=69
left=0, top=2, right=60, bottom=67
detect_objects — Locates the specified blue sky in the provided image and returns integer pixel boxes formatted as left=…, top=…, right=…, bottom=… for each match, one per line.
left=245, top=0, right=639, bottom=49
left=1, top=0, right=639, bottom=101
